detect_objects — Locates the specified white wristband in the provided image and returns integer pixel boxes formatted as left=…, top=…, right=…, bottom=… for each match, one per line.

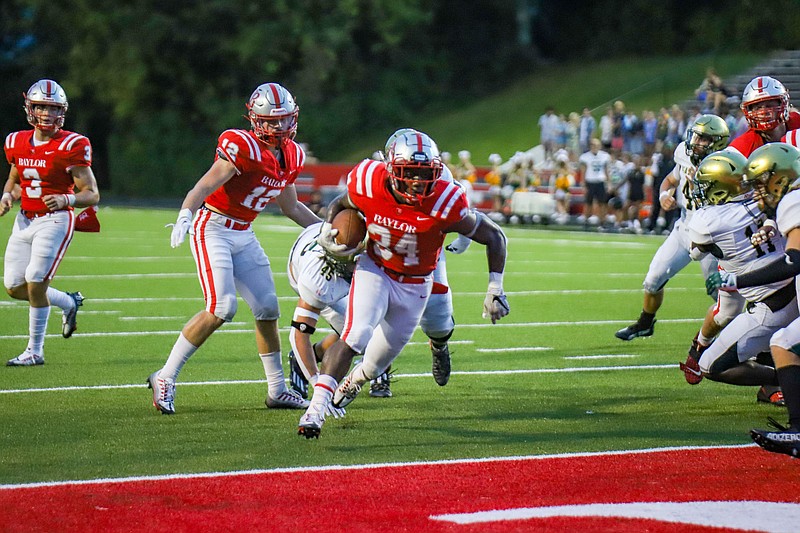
left=488, top=271, right=504, bottom=293
left=178, top=208, right=193, bottom=220
left=1, top=192, right=12, bottom=203
left=659, top=190, right=671, bottom=201
left=65, top=194, right=76, bottom=207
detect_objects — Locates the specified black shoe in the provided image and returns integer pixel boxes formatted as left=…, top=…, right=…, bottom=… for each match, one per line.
left=369, top=371, right=393, bottom=398
left=288, top=350, right=309, bottom=399
left=615, top=319, right=656, bottom=341
left=751, top=418, right=800, bottom=457
left=757, top=385, right=786, bottom=407
left=431, top=341, right=451, bottom=386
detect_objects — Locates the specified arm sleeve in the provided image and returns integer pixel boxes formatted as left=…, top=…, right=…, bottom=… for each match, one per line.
left=738, top=249, right=800, bottom=288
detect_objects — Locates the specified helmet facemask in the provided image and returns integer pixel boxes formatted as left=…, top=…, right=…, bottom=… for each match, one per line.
left=692, top=151, right=749, bottom=207
left=744, top=143, right=800, bottom=217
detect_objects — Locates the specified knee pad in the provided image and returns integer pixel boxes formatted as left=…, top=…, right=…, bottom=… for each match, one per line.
left=211, top=293, right=239, bottom=322
left=642, top=276, right=666, bottom=295
left=251, top=297, right=280, bottom=322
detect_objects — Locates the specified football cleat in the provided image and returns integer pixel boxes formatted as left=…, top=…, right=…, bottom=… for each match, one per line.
left=62, top=291, right=84, bottom=338
left=266, top=388, right=310, bottom=409
left=147, top=371, right=175, bottom=415
left=430, top=341, right=451, bottom=386
left=369, top=370, right=393, bottom=398
left=6, top=349, right=44, bottom=366
left=332, top=374, right=361, bottom=408
left=680, top=356, right=703, bottom=385
left=298, top=410, right=325, bottom=439
left=614, top=319, right=656, bottom=341
left=750, top=418, right=800, bottom=457
left=757, top=385, right=786, bottom=407
left=287, top=350, right=309, bottom=399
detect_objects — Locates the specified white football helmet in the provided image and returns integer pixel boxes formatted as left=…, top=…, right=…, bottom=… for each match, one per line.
left=246, top=83, right=298, bottom=145
left=386, top=131, right=442, bottom=203
left=741, top=76, right=790, bottom=132
left=24, top=79, right=68, bottom=133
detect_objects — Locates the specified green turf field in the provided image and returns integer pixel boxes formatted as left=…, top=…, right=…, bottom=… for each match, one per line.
left=0, top=207, right=773, bottom=485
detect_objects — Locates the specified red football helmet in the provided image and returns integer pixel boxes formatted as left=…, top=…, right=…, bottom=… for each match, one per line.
left=386, top=131, right=442, bottom=203
left=741, top=76, right=790, bottom=132
left=245, top=83, right=298, bottom=146
left=24, top=79, right=68, bottom=133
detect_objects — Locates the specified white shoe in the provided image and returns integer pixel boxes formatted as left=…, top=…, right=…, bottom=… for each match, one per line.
left=6, top=349, right=44, bottom=366
left=298, top=409, right=325, bottom=439
left=332, top=374, right=362, bottom=408
left=147, top=371, right=175, bottom=414
left=266, top=388, right=310, bottom=409
left=62, top=291, right=84, bottom=338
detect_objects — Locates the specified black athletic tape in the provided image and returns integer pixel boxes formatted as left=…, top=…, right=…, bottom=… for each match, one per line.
left=291, top=321, right=316, bottom=335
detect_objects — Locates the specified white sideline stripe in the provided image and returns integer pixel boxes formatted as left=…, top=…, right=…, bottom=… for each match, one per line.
left=565, top=354, right=640, bottom=360
left=51, top=271, right=656, bottom=280
left=0, top=319, right=701, bottom=340
left=476, top=347, right=552, bottom=353
left=406, top=340, right=473, bottom=346
left=0, top=365, right=676, bottom=395
left=0, top=444, right=752, bottom=490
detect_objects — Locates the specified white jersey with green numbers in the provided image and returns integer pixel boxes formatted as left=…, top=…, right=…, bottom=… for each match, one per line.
left=689, top=199, right=789, bottom=303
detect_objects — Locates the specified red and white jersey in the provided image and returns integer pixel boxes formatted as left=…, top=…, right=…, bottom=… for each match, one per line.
left=204, top=129, right=305, bottom=223
left=4, top=129, right=91, bottom=214
left=781, top=128, right=800, bottom=147
left=347, top=159, right=469, bottom=276
left=728, top=110, right=800, bottom=158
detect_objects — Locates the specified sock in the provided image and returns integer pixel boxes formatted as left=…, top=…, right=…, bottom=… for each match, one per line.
left=777, top=365, right=800, bottom=430
left=27, top=306, right=50, bottom=355
left=349, top=363, right=371, bottom=387
left=261, top=351, right=288, bottom=396
left=697, top=332, right=714, bottom=346
left=310, top=374, right=337, bottom=410
left=160, top=333, right=198, bottom=381
left=638, top=311, right=655, bottom=327
left=46, top=287, right=73, bottom=311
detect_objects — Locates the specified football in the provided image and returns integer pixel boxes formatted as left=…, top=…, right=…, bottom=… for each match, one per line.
left=331, top=208, right=367, bottom=250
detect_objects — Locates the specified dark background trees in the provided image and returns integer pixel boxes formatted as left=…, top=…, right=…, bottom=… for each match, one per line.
left=1, top=0, right=799, bottom=196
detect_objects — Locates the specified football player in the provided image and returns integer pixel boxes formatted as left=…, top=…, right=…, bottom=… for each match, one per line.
left=682, top=150, right=795, bottom=391
left=615, top=115, right=735, bottom=342
left=298, top=130, right=509, bottom=438
left=705, top=143, right=800, bottom=456
left=148, top=83, right=319, bottom=415
left=1, top=79, right=100, bottom=366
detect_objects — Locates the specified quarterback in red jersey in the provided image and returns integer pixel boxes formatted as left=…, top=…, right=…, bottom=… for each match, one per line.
left=728, top=76, right=800, bottom=158
left=148, top=83, right=320, bottom=415
left=298, top=130, right=510, bottom=438
left=1, top=79, right=100, bottom=366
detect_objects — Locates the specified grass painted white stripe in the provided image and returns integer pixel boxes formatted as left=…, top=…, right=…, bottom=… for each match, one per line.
left=0, top=364, right=676, bottom=395
left=565, top=354, right=640, bottom=360
left=476, top=347, right=552, bottom=353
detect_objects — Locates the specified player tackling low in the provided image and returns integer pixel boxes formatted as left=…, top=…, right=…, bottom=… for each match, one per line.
left=297, top=130, right=509, bottom=438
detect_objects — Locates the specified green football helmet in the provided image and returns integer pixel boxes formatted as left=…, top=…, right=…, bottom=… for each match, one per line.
left=693, top=150, right=749, bottom=206
left=685, top=114, right=730, bottom=166
left=743, top=142, right=800, bottom=216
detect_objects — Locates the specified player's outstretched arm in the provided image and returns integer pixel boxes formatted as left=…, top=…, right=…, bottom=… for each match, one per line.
left=277, top=183, right=322, bottom=228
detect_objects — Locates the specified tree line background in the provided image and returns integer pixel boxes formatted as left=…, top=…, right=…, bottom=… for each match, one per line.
left=1, top=0, right=799, bottom=197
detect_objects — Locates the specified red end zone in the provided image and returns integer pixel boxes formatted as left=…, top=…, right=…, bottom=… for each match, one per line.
left=1, top=446, right=797, bottom=532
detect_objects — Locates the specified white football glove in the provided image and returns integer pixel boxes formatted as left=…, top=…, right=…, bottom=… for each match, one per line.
left=168, top=208, right=193, bottom=248
left=318, top=221, right=348, bottom=254
left=751, top=220, right=777, bottom=246
left=705, top=271, right=737, bottom=296
left=482, top=282, right=510, bottom=324
left=323, top=400, right=346, bottom=419
left=446, top=234, right=473, bottom=254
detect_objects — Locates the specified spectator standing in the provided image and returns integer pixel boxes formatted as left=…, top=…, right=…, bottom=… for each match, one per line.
left=579, top=107, right=596, bottom=154
left=538, top=105, right=560, bottom=157
left=643, top=110, right=658, bottom=157
left=599, top=107, right=614, bottom=151
left=578, top=138, right=611, bottom=226
left=1, top=79, right=100, bottom=366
